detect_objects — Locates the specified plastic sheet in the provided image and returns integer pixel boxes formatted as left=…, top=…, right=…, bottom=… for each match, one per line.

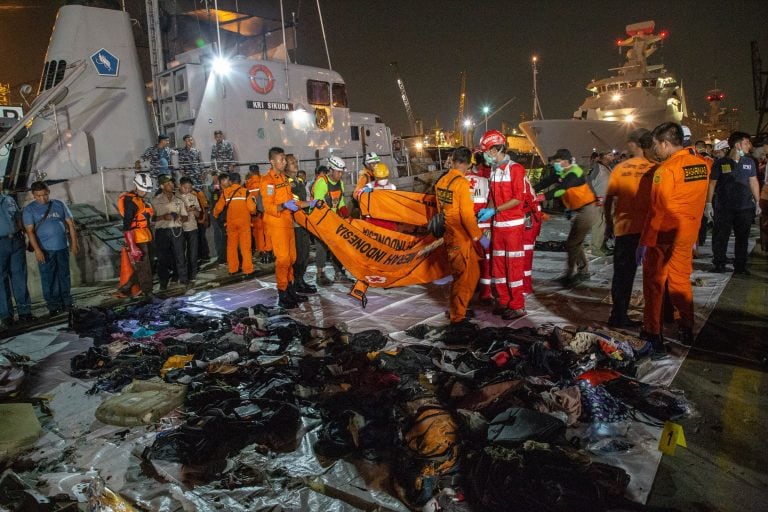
left=5, top=215, right=734, bottom=509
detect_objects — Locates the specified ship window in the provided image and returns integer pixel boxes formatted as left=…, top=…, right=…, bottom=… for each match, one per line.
left=53, top=60, right=67, bottom=86
left=16, top=142, right=37, bottom=190
left=307, top=79, right=330, bottom=106
left=332, top=83, right=348, bottom=108
left=351, top=126, right=360, bottom=141
left=44, top=60, right=57, bottom=90
left=39, top=61, right=50, bottom=93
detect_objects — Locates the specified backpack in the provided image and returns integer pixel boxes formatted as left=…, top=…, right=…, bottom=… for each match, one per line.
left=487, top=407, right=566, bottom=445
left=428, top=174, right=462, bottom=237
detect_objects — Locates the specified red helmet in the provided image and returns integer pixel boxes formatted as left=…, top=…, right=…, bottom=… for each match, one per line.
left=479, top=130, right=506, bottom=151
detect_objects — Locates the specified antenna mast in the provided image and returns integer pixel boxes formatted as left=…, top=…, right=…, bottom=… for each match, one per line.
left=532, top=55, right=543, bottom=120
left=456, top=70, right=467, bottom=145
left=390, top=61, right=417, bottom=135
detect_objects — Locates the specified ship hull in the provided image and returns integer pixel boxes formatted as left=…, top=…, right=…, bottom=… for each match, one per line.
left=519, top=119, right=639, bottom=163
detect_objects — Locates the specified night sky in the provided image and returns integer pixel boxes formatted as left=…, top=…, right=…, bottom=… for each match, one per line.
left=2, top=0, right=767, bottom=136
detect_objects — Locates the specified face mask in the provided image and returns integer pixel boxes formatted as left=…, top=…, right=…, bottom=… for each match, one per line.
left=553, top=162, right=563, bottom=174
left=483, top=151, right=495, bottom=166
left=737, top=148, right=745, bottom=158
left=377, top=179, right=388, bottom=186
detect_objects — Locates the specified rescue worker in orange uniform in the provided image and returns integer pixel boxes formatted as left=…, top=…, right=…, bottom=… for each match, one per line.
left=115, top=173, right=154, bottom=299
left=534, top=148, right=599, bottom=287
left=213, top=172, right=256, bottom=276
left=245, top=165, right=270, bottom=262
left=637, top=122, right=710, bottom=348
left=436, top=147, right=489, bottom=326
left=361, top=162, right=398, bottom=231
left=476, top=130, right=529, bottom=320
left=354, top=152, right=381, bottom=199
left=261, top=147, right=317, bottom=308
left=603, top=128, right=656, bottom=328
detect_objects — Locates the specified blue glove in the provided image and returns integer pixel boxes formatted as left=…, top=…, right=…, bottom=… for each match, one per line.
left=635, top=245, right=647, bottom=266
left=283, top=199, right=299, bottom=212
left=363, top=183, right=374, bottom=193
left=477, top=207, right=496, bottom=222
left=308, top=199, right=318, bottom=208
left=479, top=234, right=491, bottom=250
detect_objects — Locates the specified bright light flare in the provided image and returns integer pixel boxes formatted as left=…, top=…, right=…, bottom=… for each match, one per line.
left=463, top=119, right=472, bottom=128
left=482, top=106, right=490, bottom=115
left=611, top=93, right=621, bottom=102
left=415, top=142, right=423, bottom=150
left=212, top=56, right=231, bottom=75
left=625, top=114, right=635, bottom=123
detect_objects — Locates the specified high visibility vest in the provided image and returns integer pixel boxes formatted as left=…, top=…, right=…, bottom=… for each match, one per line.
left=118, top=192, right=153, bottom=243
left=560, top=165, right=597, bottom=210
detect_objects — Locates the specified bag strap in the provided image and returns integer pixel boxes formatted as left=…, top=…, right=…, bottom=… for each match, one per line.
left=34, top=200, right=55, bottom=234
left=436, top=174, right=463, bottom=213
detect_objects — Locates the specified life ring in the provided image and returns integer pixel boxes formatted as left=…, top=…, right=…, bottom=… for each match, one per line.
left=249, top=64, right=275, bottom=94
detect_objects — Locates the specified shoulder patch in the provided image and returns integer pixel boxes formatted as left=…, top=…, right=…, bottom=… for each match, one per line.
left=682, top=164, right=707, bottom=182
left=721, top=164, right=731, bottom=173
left=436, top=187, right=454, bottom=204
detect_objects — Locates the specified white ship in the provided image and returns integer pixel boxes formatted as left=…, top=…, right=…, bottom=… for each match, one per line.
left=519, top=21, right=686, bottom=163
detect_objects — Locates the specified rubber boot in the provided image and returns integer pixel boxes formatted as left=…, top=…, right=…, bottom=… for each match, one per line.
left=296, top=279, right=317, bottom=294
left=288, top=282, right=308, bottom=303
left=277, top=289, right=298, bottom=309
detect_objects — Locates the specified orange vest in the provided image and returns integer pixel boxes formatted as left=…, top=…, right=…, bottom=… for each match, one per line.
left=118, top=192, right=153, bottom=243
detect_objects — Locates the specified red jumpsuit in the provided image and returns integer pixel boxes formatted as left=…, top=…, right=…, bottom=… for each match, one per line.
left=436, top=169, right=483, bottom=323
left=640, top=148, right=709, bottom=335
left=522, top=175, right=542, bottom=294
left=260, top=168, right=296, bottom=291
left=489, top=159, right=527, bottom=310
left=465, top=171, right=491, bottom=299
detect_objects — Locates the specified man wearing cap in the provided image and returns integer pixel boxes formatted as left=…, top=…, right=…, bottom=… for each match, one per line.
left=153, top=174, right=189, bottom=290
left=213, top=172, right=256, bottom=277
left=603, top=128, right=656, bottom=327
left=115, top=173, right=155, bottom=299
left=141, top=134, right=171, bottom=178
left=534, top=148, right=599, bottom=287
left=637, top=122, right=709, bottom=347
left=211, top=130, right=236, bottom=173
left=476, top=130, right=528, bottom=320
left=313, top=156, right=354, bottom=285
left=706, top=131, right=761, bottom=274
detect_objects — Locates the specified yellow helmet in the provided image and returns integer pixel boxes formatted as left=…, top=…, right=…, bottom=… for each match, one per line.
left=373, top=162, right=389, bottom=179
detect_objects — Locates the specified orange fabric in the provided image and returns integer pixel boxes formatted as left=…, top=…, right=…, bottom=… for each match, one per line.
left=436, top=169, right=482, bottom=322
left=193, top=190, right=209, bottom=224
left=214, top=183, right=256, bottom=274
left=245, top=175, right=268, bottom=251
left=640, top=148, right=710, bottom=334
left=294, top=207, right=451, bottom=288
left=261, top=169, right=296, bottom=289
left=117, top=192, right=153, bottom=243
left=118, top=248, right=140, bottom=296
left=213, top=184, right=256, bottom=220
left=605, top=156, right=656, bottom=236
left=354, top=170, right=375, bottom=198
left=561, top=181, right=596, bottom=211
left=358, top=189, right=437, bottom=226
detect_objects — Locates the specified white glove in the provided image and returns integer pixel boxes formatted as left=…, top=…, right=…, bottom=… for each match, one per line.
left=704, top=203, right=714, bottom=222
left=756, top=204, right=763, bottom=217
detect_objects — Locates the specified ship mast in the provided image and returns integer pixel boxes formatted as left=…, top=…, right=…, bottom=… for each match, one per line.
left=145, top=0, right=164, bottom=133
left=532, top=55, right=543, bottom=120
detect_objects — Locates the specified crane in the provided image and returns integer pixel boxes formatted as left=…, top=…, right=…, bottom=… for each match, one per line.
left=456, top=70, right=467, bottom=145
left=390, top=61, right=417, bottom=135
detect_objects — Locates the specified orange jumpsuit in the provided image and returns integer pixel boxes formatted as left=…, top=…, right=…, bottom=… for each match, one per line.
left=640, top=148, right=709, bottom=335
left=436, top=169, right=483, bottom=323
left=213, top=183, right=257, bottom=275
left=260, top=168, right=296, bottom=291
left=117, top=192, right=153, bottom=296
left=245, top=175, right=269, bottom=252
left=354, top=169, right=375, bottom=198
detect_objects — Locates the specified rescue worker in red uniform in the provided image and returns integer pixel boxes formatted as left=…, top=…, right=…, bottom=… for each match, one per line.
left=115, top=173, right=154, bottom=299
left=476, top=130, right=528, bottom=320
left=436, top=147, right=489, bottom=326
left=534, top=149, right=599, bottom=287
left=522, top=173, right=543, bottom=295
left=213, top=172, right=256, bottom=276
left=465, top=157, right=492, bottom=300
left=637, top=122, right=710, bottom=348
left=261, top=147, right=316, bottom=308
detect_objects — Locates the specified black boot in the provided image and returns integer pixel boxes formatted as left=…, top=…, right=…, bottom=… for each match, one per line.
left=288, top=282, right=308, bottom=302
left=277, top=289, right=298, bottom=309
left=295, top=279, right=317, bottom=294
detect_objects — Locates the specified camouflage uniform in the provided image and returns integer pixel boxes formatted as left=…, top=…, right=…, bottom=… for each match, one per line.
left=211, top=140, right=236, bottom=173
left=178, top=146, right=204, bottom=188
left=141, top=145, right=170, bottom=177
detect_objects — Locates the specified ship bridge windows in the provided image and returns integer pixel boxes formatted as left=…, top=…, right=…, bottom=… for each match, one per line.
left=351, top=125, right=360, bottom=141
left=307, top=79, right=330, bottom=106
left=332, top=83, right=348, bottom=108
left=39, top=60, right=67, bottom=92
left=642, top=79, right=658, bottom=88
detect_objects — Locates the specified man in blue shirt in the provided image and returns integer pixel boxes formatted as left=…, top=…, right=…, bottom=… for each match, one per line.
left=0, top=186, right=34, bottom=330
left=22, top=182, right=79, bottom=316
left=141, top=134, right=171, bottom=178
left=705, top=131, right=761, bottom=274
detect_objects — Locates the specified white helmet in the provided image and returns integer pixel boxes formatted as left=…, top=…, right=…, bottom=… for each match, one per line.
left=327, top=155, right=346, bottom=171
left=713, top=140, right=729, bottom=152
left=134, top=172, right=152, bottom=192
left=364, top=152, right=381, bottom=165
